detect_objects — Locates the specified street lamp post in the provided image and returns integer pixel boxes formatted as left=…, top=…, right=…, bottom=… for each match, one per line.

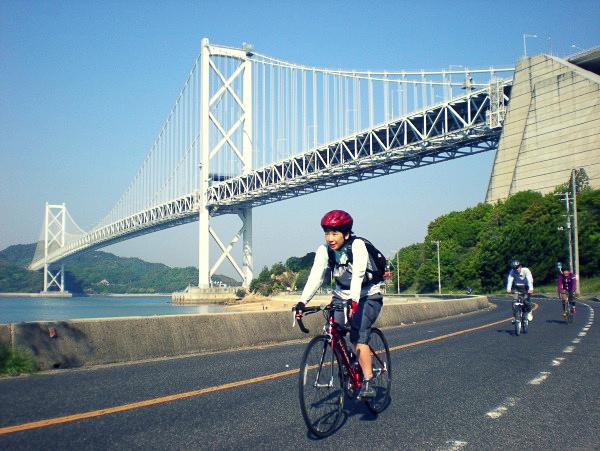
left=434, top=240, right=441, bottom=294
left=523, top=33, right=538, bottom=57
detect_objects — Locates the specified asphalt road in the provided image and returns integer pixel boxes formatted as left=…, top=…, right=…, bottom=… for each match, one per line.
left=1, top=297, right=598, bottom=450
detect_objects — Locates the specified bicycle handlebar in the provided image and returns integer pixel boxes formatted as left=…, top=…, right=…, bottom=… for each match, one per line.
left=292, top=303, right=347, bottom=334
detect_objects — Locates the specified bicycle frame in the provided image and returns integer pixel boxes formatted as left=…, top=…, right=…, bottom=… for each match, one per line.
left=296, top=303, right=387, bottom=392
left=325, top=310, right=362, bottom=391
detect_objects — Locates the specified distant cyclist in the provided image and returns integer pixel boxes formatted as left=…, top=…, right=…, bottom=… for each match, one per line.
left=294, top=210, right=383, bottom=399
left=506, top=260, right=534, bottom=321
left=557, top=269, right=577, bottom=317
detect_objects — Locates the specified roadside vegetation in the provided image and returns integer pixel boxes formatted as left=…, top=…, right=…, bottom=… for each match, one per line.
left=250, top=184, right=599, bottom=296
left=0, top=344, right=38, bottom=376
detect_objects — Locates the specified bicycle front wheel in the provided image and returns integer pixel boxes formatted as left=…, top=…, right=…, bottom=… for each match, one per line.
left=365, top=328, right=392, bottom=414
left=514, top=313, right=521, bottom=336
left=298, top=335, right=344, bottom=437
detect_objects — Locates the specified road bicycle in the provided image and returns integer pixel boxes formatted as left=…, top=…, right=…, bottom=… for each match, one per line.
left=560, top=291, right=575, bottom=324
left=293, top=302, right=391, bottom=437
left=512, top=289, right=529, bottom=336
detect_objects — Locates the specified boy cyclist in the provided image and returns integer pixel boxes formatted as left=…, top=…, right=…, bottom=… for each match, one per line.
left=294, top=210, right=383, bottom=399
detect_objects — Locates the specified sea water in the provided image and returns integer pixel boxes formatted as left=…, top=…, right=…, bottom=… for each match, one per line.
left=0, top=295, right=230, bottom=324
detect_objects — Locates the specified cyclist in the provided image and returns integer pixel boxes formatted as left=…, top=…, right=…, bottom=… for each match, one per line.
left=557, top=269, right=577, bottom=317
left=506, top=260, right=534, bottom=321
left=295, top=210, right=383, bottom=399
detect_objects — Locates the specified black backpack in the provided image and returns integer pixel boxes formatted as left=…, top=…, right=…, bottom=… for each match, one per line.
left=326, top=236, right=388, bottom=285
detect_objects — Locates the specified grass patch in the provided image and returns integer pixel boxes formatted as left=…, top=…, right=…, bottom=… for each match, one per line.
left=0, top=343, right=38, bottom=376
left=535, top=275, right=600, bottom=297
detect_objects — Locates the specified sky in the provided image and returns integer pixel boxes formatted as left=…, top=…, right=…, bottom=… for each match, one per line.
left=1, top=0, right=599, bottom=280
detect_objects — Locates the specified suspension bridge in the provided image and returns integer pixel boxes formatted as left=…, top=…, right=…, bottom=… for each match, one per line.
left=29, top=38, right=515, bottom=292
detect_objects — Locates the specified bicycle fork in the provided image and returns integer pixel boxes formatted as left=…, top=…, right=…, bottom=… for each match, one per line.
left=312, top=341, right=337, bottom=388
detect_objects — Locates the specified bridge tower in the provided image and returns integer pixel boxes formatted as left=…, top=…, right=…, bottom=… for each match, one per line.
left=199, top=38, right=253, bottom=288
left=41, top=203, right=68, bottom=294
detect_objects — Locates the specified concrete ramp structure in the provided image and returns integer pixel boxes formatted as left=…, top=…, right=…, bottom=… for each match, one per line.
left=486, top=48, right=600, bottom=202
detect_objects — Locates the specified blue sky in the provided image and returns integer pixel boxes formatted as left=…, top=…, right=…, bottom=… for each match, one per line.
left=1, top=0, right=599, bottom=278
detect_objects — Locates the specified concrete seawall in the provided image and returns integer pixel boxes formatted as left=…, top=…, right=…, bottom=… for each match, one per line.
left=0, top=296, right=491, bottom=370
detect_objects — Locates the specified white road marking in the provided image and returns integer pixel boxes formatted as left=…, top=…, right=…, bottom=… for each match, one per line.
left=563, top=346, right=575, bottom=353
left=572, top=338, right=581, bottom=344
left=529, top=372, right=551, bottom=385
left=486, top=397, right=519, bottom=419
left=578, top=332, right=587, bottom=337
left=551, top=357, right=565, bottom=366
left=438, top=440, right=468, bottom=451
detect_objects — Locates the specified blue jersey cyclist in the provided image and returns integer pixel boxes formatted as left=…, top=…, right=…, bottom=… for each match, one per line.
left=295, top=210, right=383, bottom=399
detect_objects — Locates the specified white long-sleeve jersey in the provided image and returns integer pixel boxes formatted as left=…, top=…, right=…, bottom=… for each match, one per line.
left=507, top=267, right=534, bottom=291
left=299, top=238, right=380, bottom=304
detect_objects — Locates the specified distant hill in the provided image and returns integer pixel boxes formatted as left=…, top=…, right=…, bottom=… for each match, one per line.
left=0, top=243, right=241, bottom=294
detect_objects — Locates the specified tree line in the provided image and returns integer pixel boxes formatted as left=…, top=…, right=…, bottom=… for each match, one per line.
left=249, top=186, right=599, bottom=295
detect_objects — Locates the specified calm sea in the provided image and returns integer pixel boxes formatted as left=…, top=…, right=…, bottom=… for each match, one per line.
left=0, top=296, right=229, bottom=324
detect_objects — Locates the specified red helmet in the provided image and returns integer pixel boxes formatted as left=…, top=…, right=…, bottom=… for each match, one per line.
left=321, top=210, right=353, bottom=232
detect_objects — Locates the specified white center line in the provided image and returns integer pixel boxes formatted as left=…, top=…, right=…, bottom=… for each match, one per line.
left=438, top=440, right=468, bottom=451
left=572, top=338, right=581, bottom=344
left=551, top=357, right=565, bottom=366
left=563, top=346, right=575, bottom=353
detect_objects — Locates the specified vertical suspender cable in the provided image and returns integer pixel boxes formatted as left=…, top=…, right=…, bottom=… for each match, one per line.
left=324, top=72, right=328, bottom=142
left=302, top=69, right=306, bottom=152
left=312, top=69, right=317, bottom=147
left=262, top=62, right=266, bottom=169
left=368, top=71, right=373, bottom=128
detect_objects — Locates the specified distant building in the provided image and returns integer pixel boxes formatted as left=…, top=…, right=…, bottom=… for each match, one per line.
left=97, top=279, right=110, bottom=286
left=486, top=47, right=600, bottom=202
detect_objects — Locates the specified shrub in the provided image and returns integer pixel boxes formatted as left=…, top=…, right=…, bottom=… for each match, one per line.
left=0, top=343, right=38, bottom=376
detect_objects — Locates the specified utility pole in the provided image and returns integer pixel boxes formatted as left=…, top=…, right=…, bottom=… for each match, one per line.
left=565, top=191, right=574, bottom=274
left=571, top=170, right=581, bottom=295
left=396, top=252, right=400, bottom=294
left=434, top=240, right=441, bottom=295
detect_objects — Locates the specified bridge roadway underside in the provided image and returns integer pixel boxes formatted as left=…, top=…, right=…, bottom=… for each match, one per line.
left=209, top=134, right=500, bottom=216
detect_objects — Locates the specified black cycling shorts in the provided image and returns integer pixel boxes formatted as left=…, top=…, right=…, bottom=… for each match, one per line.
left=350, top=294, right=383, bottom=344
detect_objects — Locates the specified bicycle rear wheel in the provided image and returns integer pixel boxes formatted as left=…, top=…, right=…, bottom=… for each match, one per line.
left=514, top=312, right=521, bottom=336
left=365, top=328, right=391, bottom=414
left=298, top=335, right=344, bottom=437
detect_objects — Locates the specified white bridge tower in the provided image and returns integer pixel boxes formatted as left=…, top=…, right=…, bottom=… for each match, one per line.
left=199, top=38, right=253, bottom=288
left=42, top=203, right=68, bottom=294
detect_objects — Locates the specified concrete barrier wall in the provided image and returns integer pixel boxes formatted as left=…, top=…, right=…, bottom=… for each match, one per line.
left=0, top=296, right=490, bottom=370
